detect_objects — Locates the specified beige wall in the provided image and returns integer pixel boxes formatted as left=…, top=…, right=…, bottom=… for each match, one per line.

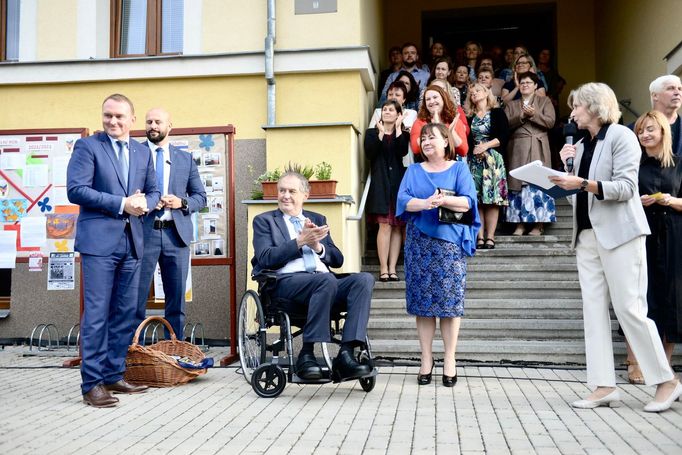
left=595, top=0, right=682, bottom=123
left=36, top=0, right=78, bottom=60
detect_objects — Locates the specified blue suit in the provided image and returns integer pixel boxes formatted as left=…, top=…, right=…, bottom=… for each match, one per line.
left=136, top=143, right=206, bottom=338
left=251, top=209, right=373, bottom=343
left=67, top=132, right=160, bottom=395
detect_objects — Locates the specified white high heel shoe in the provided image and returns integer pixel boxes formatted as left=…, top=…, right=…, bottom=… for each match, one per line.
left=571, top=389, right=621, bottom=409
left=644, top=381, right=682, bottom=413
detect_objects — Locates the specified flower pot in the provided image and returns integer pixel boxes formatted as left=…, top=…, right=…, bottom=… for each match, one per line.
left=309, top=180, right=337, bottom=199
left=261, top=181, right=278, bottom=200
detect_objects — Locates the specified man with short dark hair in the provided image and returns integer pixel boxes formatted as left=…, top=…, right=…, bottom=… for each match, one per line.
left=67, top=94, right=160, bottom=407
left=380, top=42, right=430, bottom=102
left=136, top=108, right=206, bottom=338
left=251, top=172, right=374, bottom=381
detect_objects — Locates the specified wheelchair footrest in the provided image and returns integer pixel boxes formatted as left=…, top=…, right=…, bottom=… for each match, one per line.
left=331, top=367, right=379, bottom=384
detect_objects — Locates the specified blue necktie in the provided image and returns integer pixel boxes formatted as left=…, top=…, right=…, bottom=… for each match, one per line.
left=116, top=140, right=129, bottom=188
left=155, top=147, right=164, bottom=195
left=290, top=217, right=317, bottom=273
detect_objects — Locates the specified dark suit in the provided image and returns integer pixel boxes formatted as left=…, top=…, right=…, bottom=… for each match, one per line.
left=136, top=143, right=206, bottom=337
left=251, top=209, right=373, bottom=343
left=67, top=132, right=160, bottom=395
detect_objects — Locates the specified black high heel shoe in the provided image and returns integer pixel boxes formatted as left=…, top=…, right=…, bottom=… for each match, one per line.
left=442, top=372, right=458, bottom=387
left=417, top=360, right=435, bottom=385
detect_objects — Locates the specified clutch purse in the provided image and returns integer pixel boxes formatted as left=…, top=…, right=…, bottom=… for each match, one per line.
left=437, top=188, right=474, bottom=225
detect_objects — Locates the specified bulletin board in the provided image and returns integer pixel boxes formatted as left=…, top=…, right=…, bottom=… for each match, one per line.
left=130, top=126, right=236, bottom=267
left=0, top=128, right=89, bottom=260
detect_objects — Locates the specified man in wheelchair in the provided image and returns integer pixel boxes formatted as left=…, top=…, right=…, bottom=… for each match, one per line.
left=251, top=171, right=374, bottom=381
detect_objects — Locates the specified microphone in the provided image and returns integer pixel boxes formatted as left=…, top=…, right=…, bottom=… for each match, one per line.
left=563, top=120, right=578, bottom=173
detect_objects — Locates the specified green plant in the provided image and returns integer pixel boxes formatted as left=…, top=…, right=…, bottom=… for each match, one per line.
left=314, top=161, right=333, bottom=180
left=255, top=168, right=282, bottom=183
left=283, top=162, right=314, bottom=180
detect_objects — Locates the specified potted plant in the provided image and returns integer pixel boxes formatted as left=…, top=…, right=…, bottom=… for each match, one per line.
left=309, top=161, right=337, bottom=199
left=255, top=168, right=282, bottom=200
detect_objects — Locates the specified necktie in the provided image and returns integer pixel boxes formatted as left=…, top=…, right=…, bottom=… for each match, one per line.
left=290, top=217, right=317, bottom=273
left=116, top=140, right=129, bottom=188
left=155, top=147, right=164, bottom=195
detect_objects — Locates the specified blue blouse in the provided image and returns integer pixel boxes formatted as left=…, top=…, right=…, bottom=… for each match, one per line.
left=397, top=162, right=481, bottom=256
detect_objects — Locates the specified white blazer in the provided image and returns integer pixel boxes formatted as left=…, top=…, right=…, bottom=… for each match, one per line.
left=569, top=123, right=650, bottom=250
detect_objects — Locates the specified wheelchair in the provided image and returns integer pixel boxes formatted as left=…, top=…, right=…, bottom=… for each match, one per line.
left=237, top=273, right=378, bottom=398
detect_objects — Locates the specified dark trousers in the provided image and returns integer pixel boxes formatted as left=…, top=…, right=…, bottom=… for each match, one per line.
left=136, top=225, right=189, bottom=339
left=80, top=228, right=140, bottom=394
left=273, top=272, right=374, bottom=343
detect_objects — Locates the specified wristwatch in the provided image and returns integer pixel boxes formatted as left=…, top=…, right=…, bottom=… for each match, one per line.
left=180, top=197, right=188, bottom=211
left=580, top=179, right=589, bottom=192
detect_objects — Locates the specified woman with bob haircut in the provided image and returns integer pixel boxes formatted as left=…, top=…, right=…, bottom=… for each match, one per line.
left=549, top=83, right=681, bottom=412
left=397, top=122, right=480, bottom=387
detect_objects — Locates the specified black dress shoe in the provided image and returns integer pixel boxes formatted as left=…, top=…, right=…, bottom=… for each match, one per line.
left=296, top=352, right=323, bottom=380
left=332, top=349, right=371, bottom=381
left=417, top=361, right=435, bottom=385
left=104, top=380, right=149, bottom=394
left=83, top=384, right=118, bottom=408
left=442, top=374, right=458, bottom=387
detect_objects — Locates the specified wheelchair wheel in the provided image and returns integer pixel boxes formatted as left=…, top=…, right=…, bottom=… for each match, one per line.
left=357, top=349, right=376, bottom=392
left=238, top=290, right=266, bottom=384
left=251, top=364, right=286, bottom=398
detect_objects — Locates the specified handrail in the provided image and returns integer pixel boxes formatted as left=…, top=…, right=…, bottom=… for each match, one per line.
left=346, top=173, right=371, bottom=221
left=619, top=99, right=639, bottom=120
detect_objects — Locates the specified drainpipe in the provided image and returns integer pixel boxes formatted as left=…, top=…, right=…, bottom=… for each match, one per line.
left=265, top=0, right=276, bottom=126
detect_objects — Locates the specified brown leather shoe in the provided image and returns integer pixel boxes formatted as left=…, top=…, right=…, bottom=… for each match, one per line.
left=83, top=384, right=118, bottom=408
left=104, top=380, right=149, bottom=394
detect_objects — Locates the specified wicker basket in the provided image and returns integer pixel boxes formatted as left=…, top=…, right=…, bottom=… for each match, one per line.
left=124, top=316, right=207, bottom=387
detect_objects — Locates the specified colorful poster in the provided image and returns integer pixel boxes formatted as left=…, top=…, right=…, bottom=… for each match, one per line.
left=0, top=199, right=28, bottom=222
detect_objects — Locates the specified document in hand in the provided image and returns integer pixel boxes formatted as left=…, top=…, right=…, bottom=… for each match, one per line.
left=509, top=160, right=580, bottom=198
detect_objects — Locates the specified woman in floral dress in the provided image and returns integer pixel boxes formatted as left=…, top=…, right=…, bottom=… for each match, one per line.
left=465, top=83, right=509, bottom=249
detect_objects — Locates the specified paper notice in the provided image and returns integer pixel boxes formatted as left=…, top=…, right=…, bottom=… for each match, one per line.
left=23, top=164, right=49, bottom=187
left=0, top=230, right=17, bottom=268
left=20, top=216, right=47, bottom=247
left=47, top=252, right=75, bottom=290
left=52, top=156, right=70, bottom=186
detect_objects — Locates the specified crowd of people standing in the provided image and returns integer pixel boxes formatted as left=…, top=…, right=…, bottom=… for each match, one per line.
left=365, top=39, right=682, bottom=411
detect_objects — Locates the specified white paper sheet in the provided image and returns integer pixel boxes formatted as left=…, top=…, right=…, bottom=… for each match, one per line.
left=51, top=186, right=70, bottom=206
left=23, top=164, right=49, bottom=187
left=0, top=152, right=26, bottom=170
left=52, top=156, right=70, bottom=186
left=0, top=230, right=17, bottom=268
left=20, top=216, right=47, bottom=247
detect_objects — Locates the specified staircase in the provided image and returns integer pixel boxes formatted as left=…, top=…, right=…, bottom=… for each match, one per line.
left=364, top=198, right=629, bottom=365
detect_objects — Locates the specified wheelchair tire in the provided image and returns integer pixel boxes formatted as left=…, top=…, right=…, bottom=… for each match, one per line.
left=359, top=376, right=375, bottom=392
left=251, top=364, right=286, bottom=398
left=238, top=290, right=266, bottom=384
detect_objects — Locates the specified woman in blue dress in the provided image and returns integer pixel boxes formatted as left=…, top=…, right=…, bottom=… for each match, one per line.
left=397, top=123, right=481, bottom=387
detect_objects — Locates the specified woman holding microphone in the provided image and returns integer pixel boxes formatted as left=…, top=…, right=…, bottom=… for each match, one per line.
left=549, top=82, right=681, bottom=412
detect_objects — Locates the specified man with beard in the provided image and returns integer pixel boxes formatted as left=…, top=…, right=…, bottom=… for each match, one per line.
left=136, top=108, right=206, bottom=338
left=380, top=42, right=430, bottom=101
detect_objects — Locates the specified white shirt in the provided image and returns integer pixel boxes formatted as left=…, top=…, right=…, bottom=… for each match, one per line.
left=276, top=213, right=328, bottom=274
left=108, top=135, right=130, bottom=215
left=148, top=140, right=172, bottom=221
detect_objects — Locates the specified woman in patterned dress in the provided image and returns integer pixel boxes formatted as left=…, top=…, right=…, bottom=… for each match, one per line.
left=397, top=123, right=480, bottom=387
left=504, top=72, right=556, bottom=235
left=465, top=83, right=509, bottom=249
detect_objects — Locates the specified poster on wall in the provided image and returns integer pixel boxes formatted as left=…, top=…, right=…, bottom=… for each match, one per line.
left=47, top=252, right=75, bottom=290
left=152, top=258, right=193, bottom=302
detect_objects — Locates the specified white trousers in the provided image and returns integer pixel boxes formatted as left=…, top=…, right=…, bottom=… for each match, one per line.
left=576, top=229, right=673, bottom=388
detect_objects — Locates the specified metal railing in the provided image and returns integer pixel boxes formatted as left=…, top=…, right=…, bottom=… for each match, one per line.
left=346, top=173, right=371, bottom=221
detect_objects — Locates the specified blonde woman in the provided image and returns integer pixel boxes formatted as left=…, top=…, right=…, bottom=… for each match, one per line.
left=549, top=84, right=681, bottom=412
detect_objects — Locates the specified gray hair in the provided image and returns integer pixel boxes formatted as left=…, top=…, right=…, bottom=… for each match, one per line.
left=567, top=82, right=621, bottom=125
left=649, top=75, right=682, bottom=107
left=278, top=171, right=309, bottom=193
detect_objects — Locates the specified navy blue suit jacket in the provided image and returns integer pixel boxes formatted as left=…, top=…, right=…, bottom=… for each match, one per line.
left=67, top=132, right=160, bottom=257
left=251, top=209, right=344, bottom=275
left=142, top=143, right=206, bottom=246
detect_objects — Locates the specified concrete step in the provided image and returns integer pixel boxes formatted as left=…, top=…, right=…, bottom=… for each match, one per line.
left=370, top=339, right=627, bottom=364
left=370, top=298, right=585, bottom=319
left=367, top=318, right=618, bottom=341
left=372, top=280, right=581, bottom=299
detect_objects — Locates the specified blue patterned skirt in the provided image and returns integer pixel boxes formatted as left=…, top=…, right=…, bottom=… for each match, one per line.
left=505, top=186, right=557, bottom=223
left=404, top=223, right=466, bottom=317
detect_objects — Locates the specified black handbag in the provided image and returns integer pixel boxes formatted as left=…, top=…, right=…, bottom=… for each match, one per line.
left=437, top=188, right=474, bottom=225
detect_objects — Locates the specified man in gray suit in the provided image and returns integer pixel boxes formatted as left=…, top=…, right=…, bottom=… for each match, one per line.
left=136, top=108, right=207, bottom=338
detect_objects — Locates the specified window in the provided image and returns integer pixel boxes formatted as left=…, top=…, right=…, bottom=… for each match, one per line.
left=1, top=0, right=20, bottom=61
left=111, top=0, right=183, bottom=57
